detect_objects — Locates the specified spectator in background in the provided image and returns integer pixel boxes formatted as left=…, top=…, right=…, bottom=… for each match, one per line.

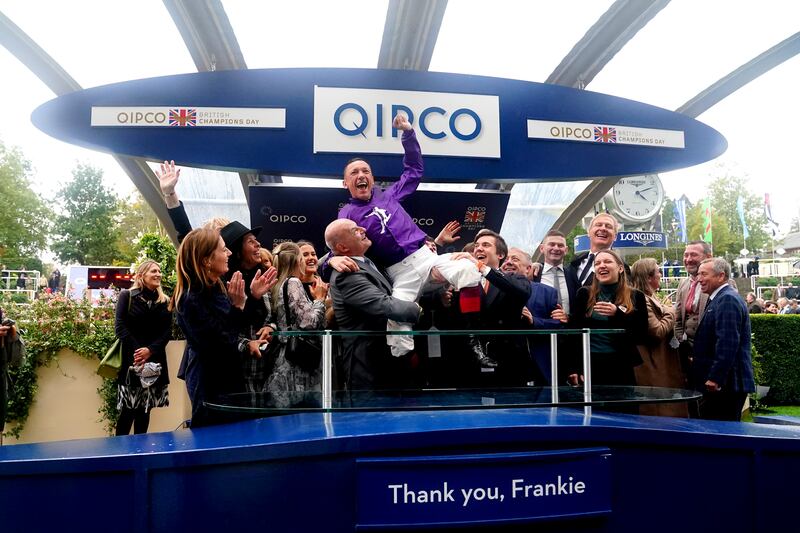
left=259, top=249, right=273, bottom=271
left=48, top=269, right=61, bottom=293
left=630, top=258, right=688, bottom=417
left=777, top=297, right=790, bottom=314
left=114, top=260, right=172, bottom=435
left=567, top=213, right=621, bottom=288
left=746, top=292, right=763, bottom=314
left=16, top=268, right=27, bottom=291
left=764, top=301, right=779, bottom=314
left=670, top=260, right=681, bottom=278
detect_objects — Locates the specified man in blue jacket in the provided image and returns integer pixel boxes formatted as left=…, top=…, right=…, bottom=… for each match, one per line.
left=692, top=257, right=755, bottom=421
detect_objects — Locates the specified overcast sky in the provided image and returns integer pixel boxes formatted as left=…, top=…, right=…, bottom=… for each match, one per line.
left=1, top=0, right=798, bottom=230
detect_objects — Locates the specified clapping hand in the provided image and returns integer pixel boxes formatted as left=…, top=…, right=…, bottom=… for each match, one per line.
left=226, top=271, right=246, bottom=310
left=250, top=267, right=278, bottom=299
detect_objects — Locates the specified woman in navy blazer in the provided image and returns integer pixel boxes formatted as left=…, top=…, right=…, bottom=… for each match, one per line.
left=171, top=228, right=251, bottom=428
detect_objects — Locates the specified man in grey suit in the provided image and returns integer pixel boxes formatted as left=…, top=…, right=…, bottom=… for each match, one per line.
left=325, top=219, right=422, bottom=390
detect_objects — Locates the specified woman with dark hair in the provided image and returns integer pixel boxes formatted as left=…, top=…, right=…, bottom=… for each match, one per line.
left=114, top=260, right=172, bottom=435
left=171, top=228, right=267, bottom=427
left=568, top=249, right=647, bottom=387
left=630, top=258, right=688, bottom=417
left=267, top=242, right=328, bottom=395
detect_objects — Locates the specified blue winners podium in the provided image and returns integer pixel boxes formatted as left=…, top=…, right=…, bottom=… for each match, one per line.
left=2, top=402, right=799, bottom=532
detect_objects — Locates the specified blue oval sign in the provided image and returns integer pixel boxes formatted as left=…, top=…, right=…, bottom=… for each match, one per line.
left=31, top=68, right=726, bottom=181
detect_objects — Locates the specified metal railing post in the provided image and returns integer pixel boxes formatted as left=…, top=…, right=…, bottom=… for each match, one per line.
left=582, top=328, right=592, bottom=417
left=550, top=333, right=559, bottom=404
left=322, top=330, right=333, bottom=410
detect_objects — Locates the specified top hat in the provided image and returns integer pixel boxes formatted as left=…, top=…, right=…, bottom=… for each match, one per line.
left=220, top=221, right=262, bottom=250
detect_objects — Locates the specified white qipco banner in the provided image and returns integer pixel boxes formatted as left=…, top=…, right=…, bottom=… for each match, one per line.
left=313, top=86, right=500, bottom=158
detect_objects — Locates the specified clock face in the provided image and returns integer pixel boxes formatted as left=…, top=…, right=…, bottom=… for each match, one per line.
left=612, top=175, right=664, bottom=221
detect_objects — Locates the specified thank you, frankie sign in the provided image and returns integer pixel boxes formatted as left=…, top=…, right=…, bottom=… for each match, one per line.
left=356, top=448, right=611, bottom=529
left=313, top=86, right=500, bottom=158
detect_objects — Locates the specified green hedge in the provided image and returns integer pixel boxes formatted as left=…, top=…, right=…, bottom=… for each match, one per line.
left=751, top=314, right=800, bottom=404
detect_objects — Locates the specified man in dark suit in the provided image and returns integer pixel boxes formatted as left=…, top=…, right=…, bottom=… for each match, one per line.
left=461, top=231, right=531, bottom=386
left=534, top=230, right=579, bottom=319
left=692, top=257, right=755, bottom=421
left=503, top=247, right=561, bottom=384
left=566, top=213, right=625, bottom=289
left=325, top=219, right=422, bottom=391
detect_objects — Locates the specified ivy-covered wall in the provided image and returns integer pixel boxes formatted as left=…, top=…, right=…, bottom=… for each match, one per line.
left=3, top=293, right=118, bottom=437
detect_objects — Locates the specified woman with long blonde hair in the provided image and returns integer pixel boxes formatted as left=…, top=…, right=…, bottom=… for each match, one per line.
left=114, top=260, right=172, bottom=435
left=568, top=249, right=648, bottom=387
left=267, top=242, right=328, bottom=395
left=171, top=228, right=250, bottom=427
left=630, top=258, right=688, bottom=417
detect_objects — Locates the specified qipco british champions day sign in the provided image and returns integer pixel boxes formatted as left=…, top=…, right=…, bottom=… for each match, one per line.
left=31, top=69, right=726, bottom=181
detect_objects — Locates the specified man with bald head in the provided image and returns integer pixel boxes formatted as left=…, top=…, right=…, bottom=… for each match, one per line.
left=325, top=219, right=422, bottom=390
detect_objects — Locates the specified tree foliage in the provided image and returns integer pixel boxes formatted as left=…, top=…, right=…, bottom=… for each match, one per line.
left=0, top=141, right=52, bottom=262
left=51, top=164, right=121, bottom=265
left=115, top=192, right=163, bottom=264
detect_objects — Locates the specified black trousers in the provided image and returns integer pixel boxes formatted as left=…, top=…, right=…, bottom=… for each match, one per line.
left=698, top=390, right=748, bottom=421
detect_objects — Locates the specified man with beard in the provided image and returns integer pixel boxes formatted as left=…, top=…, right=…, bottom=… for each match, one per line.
left=673, top=240, right=713, bottom=378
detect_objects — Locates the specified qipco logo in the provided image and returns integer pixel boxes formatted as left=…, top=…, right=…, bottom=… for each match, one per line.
left=269, top=214, right=307, bottom=224
left=333, top=103, right=482, bottom=141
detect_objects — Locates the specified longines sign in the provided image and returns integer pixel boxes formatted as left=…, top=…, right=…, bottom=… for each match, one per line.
left=32, top=68, right=727, bottom=182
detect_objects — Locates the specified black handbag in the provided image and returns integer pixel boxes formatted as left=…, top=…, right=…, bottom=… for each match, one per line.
left=281, top=280, right=322, bottom=372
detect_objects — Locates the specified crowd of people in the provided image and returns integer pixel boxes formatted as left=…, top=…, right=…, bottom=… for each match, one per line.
left=97, top=113, right=757, bottom=432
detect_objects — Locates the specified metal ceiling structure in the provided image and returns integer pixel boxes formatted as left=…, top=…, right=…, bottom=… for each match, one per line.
left=1, top=1, right=798, bottom=249
left=0, top=10, right=178, bottom=242
left=163, top=0, right=260, bottom=202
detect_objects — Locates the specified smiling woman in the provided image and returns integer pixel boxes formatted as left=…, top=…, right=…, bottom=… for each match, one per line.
left=568, top=250, right=648, bottom=389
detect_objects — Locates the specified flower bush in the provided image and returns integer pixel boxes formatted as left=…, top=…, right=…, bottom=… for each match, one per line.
left=3, top=292, right=118, bottom=437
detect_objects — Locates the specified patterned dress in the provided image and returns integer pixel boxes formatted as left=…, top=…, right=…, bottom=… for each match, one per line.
left=115, top=288, right=172, bottom=412
left=266, top=278, right=325, bottom=397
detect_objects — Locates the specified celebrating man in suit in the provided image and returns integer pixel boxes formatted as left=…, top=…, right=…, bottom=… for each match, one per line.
left=692, top=257, right=755, bottom=421
left=502, top=247, right=561, bottom=384
left=535, top=230, right=579, bottom=318
left=462, top=232, right=531, bottom=386
left=325, top=219, right=422, bottom=391
left=567, top=213, right=621, bottom=288
left=673, top=241, right=713, bottom=376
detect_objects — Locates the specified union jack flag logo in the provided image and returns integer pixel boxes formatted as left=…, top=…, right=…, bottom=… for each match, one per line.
left=464, top=209, right=485, bottom=223
left=169, top=108, right=197, bottom=127
left=594, top=126, right=616, bottom=143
